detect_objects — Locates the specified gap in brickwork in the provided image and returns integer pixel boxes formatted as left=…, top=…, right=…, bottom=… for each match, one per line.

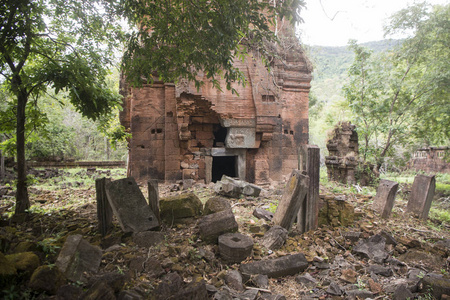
left=212, top=156, right=237, bottom=182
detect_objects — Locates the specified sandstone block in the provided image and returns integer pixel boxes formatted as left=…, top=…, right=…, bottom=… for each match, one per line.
left=56, top=234, right=102, bottom=282
left=239, top=253, right=308, bottom=279
left=261, top=226, right=288, bottom=250
left=198, top=209, right=238, bottom=243
left=160, top=192, right=203, bottom=223
left=407, top=174, right=436, bottom=219
left=372, top=179, right=399, bottom=218
left=105, top=177, right=160, bottom=232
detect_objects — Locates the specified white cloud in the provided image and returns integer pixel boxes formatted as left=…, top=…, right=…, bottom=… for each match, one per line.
left=298, top=0, right=448, bottom=46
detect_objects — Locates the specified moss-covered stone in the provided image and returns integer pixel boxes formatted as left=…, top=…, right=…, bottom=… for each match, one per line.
left=29, top=265, right=66, bottom=295
left=203, top=196, right=231, bottom=215
left=6, top=252, right=40, bottom=275
left=318, top=197, right=355, bottom=227
left=0, top=251, right=17, bottom=284
left=160, top=192, right=203, bottom=223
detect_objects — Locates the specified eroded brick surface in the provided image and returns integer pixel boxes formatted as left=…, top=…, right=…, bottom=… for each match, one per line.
left=120, top=26, right=312, bottom=184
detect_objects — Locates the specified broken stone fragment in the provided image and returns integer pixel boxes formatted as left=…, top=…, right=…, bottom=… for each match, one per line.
left=419, top=273, right=450, bottom=300
left=160, top=192, right=203, bottom=223
left=55, top=234, right=102, bottom=282
left=224, top=270, right=244, bottom=292
left=198, top=209, right=238, bottom=244
left=240, top=253, right=308, bottom=279
left=214, top=176, right=262, bottom=198
left=295, top=273, right=318, bottom=288
left=252, top=207, right=274, bottom=221
left=353, top=234, right=388, bottom=264
left=261, top=225, right=288, bottom=251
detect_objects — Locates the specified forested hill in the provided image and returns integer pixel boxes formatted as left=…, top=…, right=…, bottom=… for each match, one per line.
left=306, top=39, right=402, bottom=81
left=305, top=39, right=402, bottom=149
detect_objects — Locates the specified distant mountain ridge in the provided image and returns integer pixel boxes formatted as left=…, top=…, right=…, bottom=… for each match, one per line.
left=306, top=39, right=402, bottom=80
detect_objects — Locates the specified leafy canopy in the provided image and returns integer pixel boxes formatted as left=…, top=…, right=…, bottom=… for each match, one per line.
left=343, top=3, right=449, bottom=166
left=120, top=0, right=305, bottom=91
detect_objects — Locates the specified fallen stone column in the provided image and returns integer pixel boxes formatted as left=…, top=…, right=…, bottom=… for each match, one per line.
left=239, top=253, right=308, bottom=278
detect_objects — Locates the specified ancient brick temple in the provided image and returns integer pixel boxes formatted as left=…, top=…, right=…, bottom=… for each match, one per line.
left=120, top=26, right=312, bottom=184
left=325, top=122, right=359, bottom=184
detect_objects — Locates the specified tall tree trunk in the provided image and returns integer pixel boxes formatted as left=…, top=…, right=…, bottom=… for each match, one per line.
left=15, top=90, right=30, bottom=214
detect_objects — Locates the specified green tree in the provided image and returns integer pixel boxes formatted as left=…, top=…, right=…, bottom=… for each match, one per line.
left=343, top=3, right=450, bottom=167
left=0, top=0, right=124, bottom=214
left=121, top=0, right=305, bottom=91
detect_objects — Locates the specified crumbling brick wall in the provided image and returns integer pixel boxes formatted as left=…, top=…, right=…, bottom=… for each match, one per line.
left=120, top=26, right=312, bottom=184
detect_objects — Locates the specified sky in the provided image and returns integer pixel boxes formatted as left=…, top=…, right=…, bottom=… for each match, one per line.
left=298, top=0, right=448, bottom=46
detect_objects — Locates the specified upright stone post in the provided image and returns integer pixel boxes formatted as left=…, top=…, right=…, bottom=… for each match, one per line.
left=297, top=145, right=320, bottom=233
left=372, top=179, right=399, bottom=218
left=96, top=177, right=113, bottom=236
left=407, top=174, right=436, bottom=220
left=148, top=179, right=161, bottom=224
left=273, top=170, right=309, bottom=231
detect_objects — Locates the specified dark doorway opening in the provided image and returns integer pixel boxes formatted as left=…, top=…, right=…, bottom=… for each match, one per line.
left=212, top=156, right=237, bottom=182
left=213, top=125, right=227, bottom=147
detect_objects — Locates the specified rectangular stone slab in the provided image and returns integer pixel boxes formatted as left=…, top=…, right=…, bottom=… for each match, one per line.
left=240, top=253, right=308, bottom=278
left=273, top=170, right=309, bottom=230
left=407, top=174, right=436, bottom=220
left=372, top=179, right=399, bottom=218
left=105, top=177, right=160, bottom=232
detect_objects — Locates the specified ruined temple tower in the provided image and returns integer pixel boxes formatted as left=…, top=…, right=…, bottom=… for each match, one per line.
left=120, top=21, right=312, bottom=184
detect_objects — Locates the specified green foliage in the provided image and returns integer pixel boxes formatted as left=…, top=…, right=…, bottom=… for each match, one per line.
left=343, top=3, right=450, bottom=166
left=121, top=0, right=306, bottom=92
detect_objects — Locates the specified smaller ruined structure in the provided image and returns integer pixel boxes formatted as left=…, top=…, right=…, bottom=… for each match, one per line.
left=410, top=147, right=450, bottom=174
left=325, top=122, right=358, bottom=184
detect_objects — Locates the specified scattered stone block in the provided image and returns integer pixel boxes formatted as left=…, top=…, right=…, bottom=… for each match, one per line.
left=56, top=234, right=102, bottom=282
left=204, top=196, right=232, bottom=215
left=343, top=231, right=362, bottom=243
left=96, top=177, right=113, bottom=236
left=318, top=195, right=355, bottom=227
left=155, top=273, right=183, bottom=300
left=160, top=192, right=203, bottom=223
left=407, top=174, right=436, bottom=219
left=340, top=268, right=358, bottom=283
left=419, top=273, right=450, bottom=299
left=353, top=234, right=388, bottom=264
left=252, top=208, right=274, bottom=221
left=326, top=282, right=343, bottom=296
left=214, top=175, right=262, bottom=198
left=261, top=225, right=288, bottom=251
left=29, top=265, right=66, bottom=295
left=252, top=274, right=269, bottom=289
left=295, top=273, right=318, bottom=288
left=240, top=253, right=308, bottom=279
left=105, top=177, right=159, bottom=232
left=372, top=179, right=399, bottom=218
left=199, top=209, right=238, bottom=243
left=219, top=233, right=253, bottom=264
left=346, top=289, right=374, bottom=299
left=368, top=264, right=393, bottom=277
left=148, top=179, right=160, bottom=224
left=297, top=145, right=320, bottom=233
left=273, top=170, right=309, bottom=231
left=393, top=284, right=414, bottom=300
left=224, top=270, right=244, bottom=292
